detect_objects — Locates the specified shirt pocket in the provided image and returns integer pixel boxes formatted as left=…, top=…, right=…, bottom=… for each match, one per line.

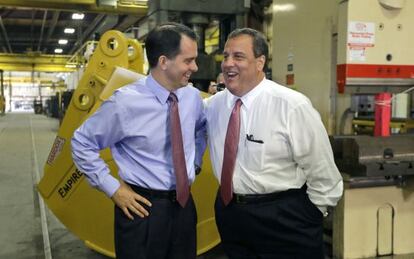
left=243, top=140, right=265, bottom=171
left=266, top=134, right=291, bottom=161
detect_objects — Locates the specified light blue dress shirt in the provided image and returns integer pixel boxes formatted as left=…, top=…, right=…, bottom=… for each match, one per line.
left=71, top=74, right=206, bottom=197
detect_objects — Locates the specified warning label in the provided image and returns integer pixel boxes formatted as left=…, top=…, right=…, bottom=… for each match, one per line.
left=47, top=136, right=65, bottom=165
left=348, top=21, right=375, bottom=47
left=349, top=46, right=366, bottom=62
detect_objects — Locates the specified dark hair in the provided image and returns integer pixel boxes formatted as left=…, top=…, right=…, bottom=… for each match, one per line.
left=227, top=28, right=269, bottom=71
left=145, top=22, right=197, bottom=69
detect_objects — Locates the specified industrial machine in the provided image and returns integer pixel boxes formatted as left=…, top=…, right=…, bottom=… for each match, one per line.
left=271, top=0, right=414, bottom=258
left=37, top=30, right=220, bottom=257
left=330, top=134, right=414, bottom=258
left=136, top=0, right=253, bottom=91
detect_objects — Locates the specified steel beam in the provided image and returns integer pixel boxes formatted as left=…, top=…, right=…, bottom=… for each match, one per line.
left=3, top=77, right=64, bottom=84
left=0, top=53, right=76, bottom=72
left=0, top=0, right=148, bottom=15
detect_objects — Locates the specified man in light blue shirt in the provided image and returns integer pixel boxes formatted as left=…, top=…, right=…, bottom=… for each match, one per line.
left=71, top=23, right=205, bottom=259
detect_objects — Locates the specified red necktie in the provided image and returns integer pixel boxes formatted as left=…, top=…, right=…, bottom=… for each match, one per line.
left=220, top=99, right=242, bottom=206
left=168, top=93, right=190, bottom=207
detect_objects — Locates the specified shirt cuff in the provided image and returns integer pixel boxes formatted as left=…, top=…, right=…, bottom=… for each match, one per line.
left=317, top=206, right=329, bottom=217
left=100, top=174, right=120, bottom=198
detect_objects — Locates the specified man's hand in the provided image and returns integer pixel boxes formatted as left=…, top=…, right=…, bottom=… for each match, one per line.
left=111, top=181, right=152, bottom=220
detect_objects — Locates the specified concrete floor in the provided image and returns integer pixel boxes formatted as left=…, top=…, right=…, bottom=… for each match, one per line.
left=0, top=113, right=227, bottom=259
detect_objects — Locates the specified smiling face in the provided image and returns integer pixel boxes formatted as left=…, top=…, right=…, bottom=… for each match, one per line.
left=161, top=35, right=198, bottom=90
left=221, top=34, right=265, bottom=97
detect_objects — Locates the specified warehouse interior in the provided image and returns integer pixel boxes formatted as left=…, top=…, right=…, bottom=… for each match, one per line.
left=1, top=0, right=414, bottom=258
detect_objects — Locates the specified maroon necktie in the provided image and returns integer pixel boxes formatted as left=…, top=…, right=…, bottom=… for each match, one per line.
left=220, top=99, right=242, bottom=206
left=168, top=93, right=190, bottom=207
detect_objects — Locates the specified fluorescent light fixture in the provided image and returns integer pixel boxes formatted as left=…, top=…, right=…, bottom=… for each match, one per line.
left=64, top=28, right=75, bottom=34
left=65, top=64, right=77, bottom=68
left=58, top=39, right=68, bottom=45
left=54, top=48, right=63, bottom=54
left=72, top=13, right=85, bottom=20
left=273, top=4, right=296, bottom=12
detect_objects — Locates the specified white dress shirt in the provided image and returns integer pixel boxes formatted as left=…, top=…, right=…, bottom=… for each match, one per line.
left=204, top=78, right=343, bottom=211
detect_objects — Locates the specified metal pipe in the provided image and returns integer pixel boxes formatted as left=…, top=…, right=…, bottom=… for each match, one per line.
left=37, top=71, right=41, bottom=102
left=8, top=71, right=11, bottom=112
left=37, top=10, right=48, bottom=52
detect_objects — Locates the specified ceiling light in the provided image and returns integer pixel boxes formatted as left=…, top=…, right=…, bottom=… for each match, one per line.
left=54, top=48, right=63, bottom=54
left=273, top=4, right=296, bottom=12
left=64, top=28, right=75, bottom=34
left=58, top=39, right=68, bottom=45
left=72, top=13, right=85, bottom=20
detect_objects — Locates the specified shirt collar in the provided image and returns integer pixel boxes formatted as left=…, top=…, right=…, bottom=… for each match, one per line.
left=225, top=77, right=266, bottom=110
left=146, top=73, right=186, bottom=104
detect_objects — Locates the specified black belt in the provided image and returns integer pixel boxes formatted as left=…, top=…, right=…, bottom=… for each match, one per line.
left=231, top=188, right=302, bottom=204
left=128, top=184, right=177, bottom=202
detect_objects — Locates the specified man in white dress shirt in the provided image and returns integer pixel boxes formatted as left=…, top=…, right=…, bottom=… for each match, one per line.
left=204, top=28, right=343, bottom=258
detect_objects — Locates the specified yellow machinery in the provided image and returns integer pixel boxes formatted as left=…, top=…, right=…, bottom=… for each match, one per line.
left=37, top=30, right=220, bottom=257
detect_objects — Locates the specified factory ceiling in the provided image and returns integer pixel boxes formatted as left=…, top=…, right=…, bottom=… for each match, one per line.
left=0, top=0, right=148, bottom=56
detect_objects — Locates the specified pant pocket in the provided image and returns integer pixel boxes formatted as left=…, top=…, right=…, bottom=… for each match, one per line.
left=302, top=193, right=323, bottom=224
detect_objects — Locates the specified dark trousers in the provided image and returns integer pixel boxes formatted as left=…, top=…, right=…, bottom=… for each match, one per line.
left=114, top=185, right=197, bottom=259
left=215, top=187, right=324, bottom=259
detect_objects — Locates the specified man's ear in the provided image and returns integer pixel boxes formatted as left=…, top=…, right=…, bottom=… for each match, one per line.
left=256, top=55, right=265, bottom=72
left=158, top=55, right=169, bottom=70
